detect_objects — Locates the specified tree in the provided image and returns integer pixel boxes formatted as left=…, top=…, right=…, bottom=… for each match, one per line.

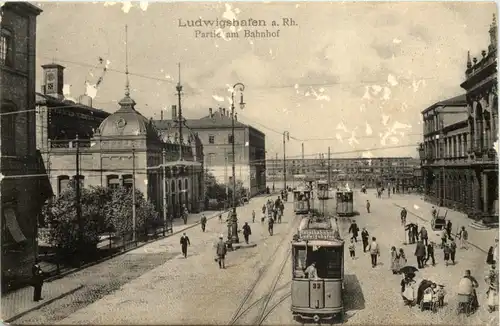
left=205, top=172, right=228, bottom=202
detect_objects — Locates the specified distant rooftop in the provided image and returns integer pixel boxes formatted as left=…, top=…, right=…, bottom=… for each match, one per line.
left=422, top=94, right=467, bottom=114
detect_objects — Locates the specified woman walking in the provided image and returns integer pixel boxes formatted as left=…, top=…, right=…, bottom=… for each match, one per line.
left=390, top=246, right=400, bottom=274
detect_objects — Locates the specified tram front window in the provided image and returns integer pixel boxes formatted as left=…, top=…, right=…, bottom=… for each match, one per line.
left=306, top=246, right=342, bottom=279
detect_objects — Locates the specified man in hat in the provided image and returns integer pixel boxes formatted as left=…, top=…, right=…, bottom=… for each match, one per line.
left=216, top=234, right=227, bottom=269
left=180, top=233, right=191, bottom=258
left=31, top=261, right=44, bottom=302
left=424, top=241, right=436, bottom=267
left=242, top=222, right=252, bottom=244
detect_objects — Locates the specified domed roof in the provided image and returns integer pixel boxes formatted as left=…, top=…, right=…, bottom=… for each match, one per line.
left=97, top=94, right=158, bottom=138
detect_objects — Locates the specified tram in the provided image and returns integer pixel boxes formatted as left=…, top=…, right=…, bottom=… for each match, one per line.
left=291, top=216, right=345, bottom=323
left=336, top=190, right=354, bottom=216
left=293, top=187, right=311, bottom=215
left=317, top=180, right=329, bottom=200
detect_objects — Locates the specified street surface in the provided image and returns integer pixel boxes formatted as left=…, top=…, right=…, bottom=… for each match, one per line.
left=13, top=191, right=498, bottom=325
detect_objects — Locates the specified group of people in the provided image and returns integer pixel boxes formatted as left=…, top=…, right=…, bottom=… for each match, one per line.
left=261, top=195, right=285, bottom=235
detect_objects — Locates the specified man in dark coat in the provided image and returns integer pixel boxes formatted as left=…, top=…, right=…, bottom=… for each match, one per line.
left=32, top=261, right=44, bottom=302
left=200, top=214, right=207, bottom=232
left=216, top=235, right=227, bottom=269
left=348, top=220, right=359, bottom=242
left=446, top=220, right=453, bottom=239
left=242, top=222, right=252, bottom=244
left=268, top=217, right=274, bottom=236
left=180, top=233, right=191, bottom=258
left=361, top=227, right=369, bottom=253
left=424, top=241, right=435, bottom=266
left=400, top=207, right=407, bottom=226
left=414, top=240, right=426, bottom=269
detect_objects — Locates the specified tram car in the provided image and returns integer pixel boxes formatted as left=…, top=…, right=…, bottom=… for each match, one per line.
left=293, top=187, right=311, bottom=215
left=291, top=216, right=345, bottom=323
left=336, top=190, right=354, bottom=216
left=317, top=180, right=330, bottom=200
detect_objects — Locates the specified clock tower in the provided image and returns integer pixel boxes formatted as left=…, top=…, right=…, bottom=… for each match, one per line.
left=41, top=63, right=65, bottom=99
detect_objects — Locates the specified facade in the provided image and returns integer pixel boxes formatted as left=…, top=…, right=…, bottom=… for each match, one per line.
left=1, top=3, right=47, bottom=288
left=154, top=107, right=266, bottom=197
left=267, top=157, right=420, bottom=189
left=421, top=15, right=498, bottom=223
left=42, top=66, right=204, bottom=221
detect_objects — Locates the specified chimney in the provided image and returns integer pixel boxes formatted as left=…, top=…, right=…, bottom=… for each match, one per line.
left=172, top=105, right=177, bottom=120
left=160, top=111, right=164, bottom=120
left=209, top=108, right=213, bottom=117
left=222, top=108, right=226, bottom=116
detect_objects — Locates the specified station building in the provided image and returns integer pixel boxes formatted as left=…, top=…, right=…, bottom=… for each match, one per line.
left=37, top=64, right=205, bottom=222
left=154, top=107, right=266, bottom=197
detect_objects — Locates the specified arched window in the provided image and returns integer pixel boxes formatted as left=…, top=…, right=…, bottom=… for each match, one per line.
left=1, top=101, right=17, bottom=156
left=184, top=178, right=188, bottom=191
left=171, top=180, right=176, bottom=193
left=107, top=175, right=119, bottom=189
left=0, top=28, right=14, bottom=67
left=178, top=179, right=182, bottom=191
left=58, top=175, right=70, bottom=195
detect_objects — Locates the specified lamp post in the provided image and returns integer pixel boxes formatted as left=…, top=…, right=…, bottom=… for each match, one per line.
left=283, top=131, right=290, bottom=191
left=229, top=83, right=245, bottom=245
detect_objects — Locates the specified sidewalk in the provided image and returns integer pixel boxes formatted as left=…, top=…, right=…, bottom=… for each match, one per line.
left=1, top=209, right=225, bottom=323
left=389, top=193, right=498, bottom=253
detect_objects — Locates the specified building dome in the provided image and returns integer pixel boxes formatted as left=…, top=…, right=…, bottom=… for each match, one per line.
left=97, top=94, right=158, bottom=138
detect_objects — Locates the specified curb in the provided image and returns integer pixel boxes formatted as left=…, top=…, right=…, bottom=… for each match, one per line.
left=45, top=210, right=228, bottom=283
left=4, top=284, right=84, bottom=323
left=392, top=203, right=488, bottom=254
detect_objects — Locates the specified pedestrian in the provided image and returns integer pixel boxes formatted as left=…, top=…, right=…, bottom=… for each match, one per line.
left=252, top=210, right=255, bottom=223
left=219, top=213, right=222, bottom=223
left=408, top=224, right=414, bottom=244
left=450, top=238, right=457, bottom=265
left=401, top=207, right=407, bottom=226
left=262, top=204, right=266, bottom=214
left=441, top=231, right=448, bottom=249
left=419, top=227, right=428, bottom=246
left=392, top=186, right=395, bottom=194
left=348, top=220, right=359, bottom=242
left=366, top=200, right=371, bottom=213
left=414, top=240, right=426, bottom=269
left=398, top=248, right=407, bottom=269
left=431, top=206, right=437, bottom=218
left=180, top=232, right=190, bottom=258
left=443, top=243, right=451, bottom=266
left=361, top=227, right=369, bottom=253
left=216, top=235, right=227, bottom=269
left=31, top=261, right=44, bottom=302
left=446, top=220, right=453, bottom=239
left=200, top=214, right=207, bottom=232
left=268, top=217, right=274, bottom=236
left=424, top=241, right=436, bottom=266
left=261, top=211, right=266, bottom=223
left=349, top=238, right=356, bottom=259
left=413, top=223, right=419, bottom=242
left=390, top=246, right=399, bottom=274
left=368, top=237, right=380, bottom=268
left=458, top=226, right=468, bottom=249
left=242, top=222, right=252, bottom=244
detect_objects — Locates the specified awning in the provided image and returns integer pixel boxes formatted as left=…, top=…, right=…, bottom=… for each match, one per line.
left=4, top=208, right=27, bottom=243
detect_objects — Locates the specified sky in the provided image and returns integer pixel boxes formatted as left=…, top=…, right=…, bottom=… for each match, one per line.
left=33, top=1, right=496, bottom=160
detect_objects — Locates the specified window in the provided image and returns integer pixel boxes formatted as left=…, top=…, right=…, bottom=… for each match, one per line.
left=209, top=135, right=215, bottom=144
left=58, top=176, right=70, bottom=195
left=227, top=153, right=234, bottom=164
left=228, top=134, right=234, bottom=144
left=123, top=174, right=133, bottom=189
left=1, top=102, right=16, bottom=156
left=73, top=175, right=85, bottom=188
left=306, top=246, right=342, bottom=279
left=178, top=179, right=182, bottom=192
left=0, top=28, right=13, bottom=67
left=171, top=180, right=176, bottom=193
left=107, top=175, right=120, bottom=189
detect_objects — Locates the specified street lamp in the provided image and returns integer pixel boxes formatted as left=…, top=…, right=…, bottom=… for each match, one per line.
left=228, top=82, right=245, bottom=245
left=283, top=131, right=290, bottom=191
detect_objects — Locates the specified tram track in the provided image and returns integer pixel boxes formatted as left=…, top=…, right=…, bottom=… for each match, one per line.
left=229, top=215, right=300, bottom=325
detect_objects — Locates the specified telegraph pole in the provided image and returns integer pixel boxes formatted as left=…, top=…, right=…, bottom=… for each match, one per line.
left=273, top=153, right=277, bottom=191
left=75, top=134, right=83, bottom=258
left=177, top=63, right=183, bottom=161
left=301, top=142, right=305, bottom=174
left=224, top=148, right=228, bottom=208
left=162, top=148, right=168, bottom=235
left=327, top=146, right=331, bottom=187
left=283, top=131, right=289, bottom=191
left=132, top=147, right=137, bottom=243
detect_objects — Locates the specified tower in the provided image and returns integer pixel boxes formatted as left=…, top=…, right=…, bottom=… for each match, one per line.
left=41, top=63, right=65, bottom=99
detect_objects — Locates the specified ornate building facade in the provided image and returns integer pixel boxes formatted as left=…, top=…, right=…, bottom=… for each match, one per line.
left=42, top=66, right=204, bottom=222
left=421, top=15, right=498, bottom=224
left=1, top=3, right=47, bottom=289
left=155, top=107, right=266, bottom=197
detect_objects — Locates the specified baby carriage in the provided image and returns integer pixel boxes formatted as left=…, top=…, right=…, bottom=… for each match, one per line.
left=420, top=287, right=438, bottom=312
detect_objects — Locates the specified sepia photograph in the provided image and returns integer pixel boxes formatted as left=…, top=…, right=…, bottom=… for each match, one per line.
left=0, top=1, right=498, bottom=325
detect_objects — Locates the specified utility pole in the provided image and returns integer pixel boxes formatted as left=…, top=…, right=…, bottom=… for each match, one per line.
left=162, top=148, right=168, bottom=235
left=132, top=147, right=137, bottom=243
left=283, top=131, right=289, bottom=191
left=224, top=148, right=228, bottom=208
left=301, top=142, right=305, bottom=174
left=75, top=134, right=83, bottom=259
left=176, top=63, right=183, bottom=161
left=327, top=146, right=331, bottom=187
left=273, top=153, right=277, bottom=191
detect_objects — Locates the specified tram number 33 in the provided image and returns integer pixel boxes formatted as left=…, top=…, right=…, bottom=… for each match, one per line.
left=312, top=283, right=321, bottom=289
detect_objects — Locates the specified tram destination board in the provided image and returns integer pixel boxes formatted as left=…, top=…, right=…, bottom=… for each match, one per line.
left=300, top=229, right=340, bottom=241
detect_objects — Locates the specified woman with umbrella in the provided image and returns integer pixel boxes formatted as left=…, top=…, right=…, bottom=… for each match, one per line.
left=400, top=268, right=418, bottom=306
left=406, top=223, right=417, bottom=244
left=390, top=246, right=400, bottom=274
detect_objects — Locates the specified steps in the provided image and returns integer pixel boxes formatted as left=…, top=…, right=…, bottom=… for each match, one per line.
left=469, top=220, right=497, bottom=230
